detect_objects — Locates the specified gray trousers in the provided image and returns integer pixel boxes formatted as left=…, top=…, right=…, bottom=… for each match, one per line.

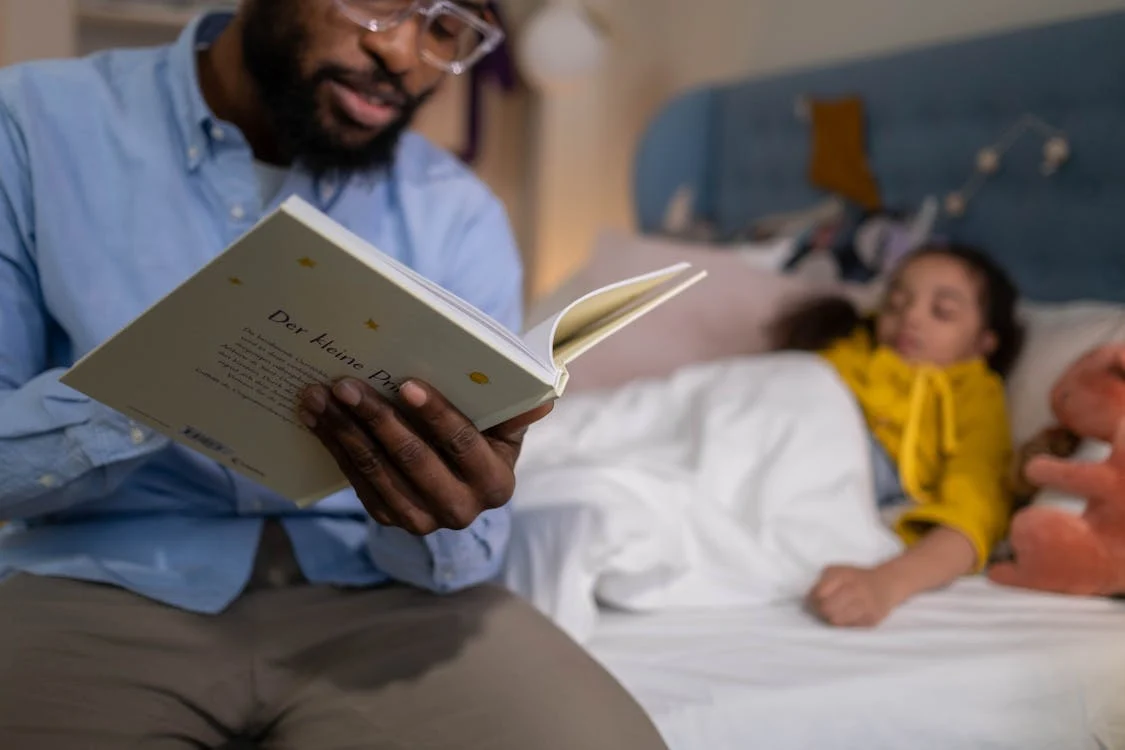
left=0, top=523, right=667, bottom=750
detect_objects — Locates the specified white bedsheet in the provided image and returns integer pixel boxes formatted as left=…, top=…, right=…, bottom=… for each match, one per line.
left=588, top=577, right=1125, bottom=750
left=503, top=354, right=901, bottom=642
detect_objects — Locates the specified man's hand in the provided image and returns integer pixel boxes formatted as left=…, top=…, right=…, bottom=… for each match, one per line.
left=298, top=378, right=552, bottom=535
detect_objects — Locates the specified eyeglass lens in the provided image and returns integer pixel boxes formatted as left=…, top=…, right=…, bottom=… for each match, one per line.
left=339, top=0, right=488, bottom=66
left=423, top=11, right=486, bottom=66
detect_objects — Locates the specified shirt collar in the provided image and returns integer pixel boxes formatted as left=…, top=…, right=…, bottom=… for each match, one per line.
left=166, top=11, right=234, bottom=172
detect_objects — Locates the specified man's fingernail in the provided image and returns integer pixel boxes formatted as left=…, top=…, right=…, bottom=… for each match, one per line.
left=333, top=380, right=362, bottom=407
left=298, top=409, right=317, bottom=429
left=400, top=381, right=427, bottom=408
left=302, top=387, right=327, bottom=414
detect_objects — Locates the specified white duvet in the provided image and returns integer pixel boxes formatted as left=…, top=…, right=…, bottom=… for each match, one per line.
left=502, top=353, right=903, bottom=642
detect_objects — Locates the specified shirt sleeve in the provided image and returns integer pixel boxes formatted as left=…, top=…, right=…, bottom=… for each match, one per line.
left=366, top=190, right=521, bottom=592
left=895, top=376, right=1014, bottom=571
left=0, top=100, right=170, bottom=522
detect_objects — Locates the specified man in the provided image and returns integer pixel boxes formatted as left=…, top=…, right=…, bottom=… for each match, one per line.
left=0, top=2, right=668, bottom=748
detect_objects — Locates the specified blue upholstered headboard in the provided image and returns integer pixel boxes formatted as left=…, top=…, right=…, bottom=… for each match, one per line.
left=633, top=11, right=1125, bottom=303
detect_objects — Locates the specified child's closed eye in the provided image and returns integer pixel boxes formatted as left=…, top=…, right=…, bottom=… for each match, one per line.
left=933, top=304, right=959, bottom=321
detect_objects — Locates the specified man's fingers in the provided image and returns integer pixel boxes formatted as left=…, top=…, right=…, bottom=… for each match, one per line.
left=491, top=402, right=555, bottom=443
left=392, top=380, right=515, bottom=509
left=307, top=376, right=532, bottom=524
left=330, top=380, right=485, bottom=529
left=309, top=386, right=442, bottom=534
left=322, top=400, right=440, bottom=534
left=305, top=417, right=396, bottom=527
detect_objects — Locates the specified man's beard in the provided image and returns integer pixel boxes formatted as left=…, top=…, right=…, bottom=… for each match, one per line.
left=240, top=1, right=433, bottom=176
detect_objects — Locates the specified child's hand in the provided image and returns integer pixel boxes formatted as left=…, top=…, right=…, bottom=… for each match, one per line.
left=807, top=565, right=898, bottom=628
left=809, top=528, right=977, bottom=627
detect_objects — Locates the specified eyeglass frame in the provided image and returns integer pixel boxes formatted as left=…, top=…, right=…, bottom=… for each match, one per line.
left=332, top=0, right=505, bottom=75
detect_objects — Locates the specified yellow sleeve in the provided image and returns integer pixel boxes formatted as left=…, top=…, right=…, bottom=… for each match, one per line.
left=895, top=375, right=1014, bottom=571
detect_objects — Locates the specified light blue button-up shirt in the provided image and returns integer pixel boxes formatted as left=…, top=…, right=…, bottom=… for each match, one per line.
left=0, top=13, right=523, bottom=613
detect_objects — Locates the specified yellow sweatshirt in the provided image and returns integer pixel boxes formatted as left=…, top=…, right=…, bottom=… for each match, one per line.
left=821, top=326, right=1014, bottom=570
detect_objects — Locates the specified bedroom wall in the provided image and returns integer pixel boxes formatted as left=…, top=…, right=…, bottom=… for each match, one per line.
left=0, top=0, right=76, bottom=66
left=526, top=0, right=1125, bottom=297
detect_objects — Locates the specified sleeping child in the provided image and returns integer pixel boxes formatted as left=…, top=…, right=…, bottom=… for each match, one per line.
left=772, top=244, right=1025, bottom=627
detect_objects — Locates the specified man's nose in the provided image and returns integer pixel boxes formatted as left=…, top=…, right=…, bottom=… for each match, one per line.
left=360, top=17, right=423, bottom=75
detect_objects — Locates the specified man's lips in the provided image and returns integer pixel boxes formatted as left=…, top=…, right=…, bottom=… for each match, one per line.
left=328, top=80, right=403, bottom=129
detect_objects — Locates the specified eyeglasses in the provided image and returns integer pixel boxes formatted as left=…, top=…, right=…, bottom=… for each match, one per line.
left=333, top=0, right=504, bottom=75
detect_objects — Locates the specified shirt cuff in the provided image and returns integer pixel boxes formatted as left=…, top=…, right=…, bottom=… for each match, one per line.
left=367, top=505, right=511, bottom=593
left=0, top=369, right=169, bottom=466
left=424, top=506, right=511, bottom=589
left=76, top=402, right=171, bottom=469
left=1, top=370, right=173, bottom=519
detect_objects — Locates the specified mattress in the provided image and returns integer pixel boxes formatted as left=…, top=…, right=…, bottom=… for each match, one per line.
left=586, top=577, right=1125, bottom=750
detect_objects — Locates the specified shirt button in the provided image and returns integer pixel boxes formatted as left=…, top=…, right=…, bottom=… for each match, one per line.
left=211, top=126, right=225, bottom=141
left=187, top=145, right=200, bottom=161
left=130, top=427, right=146, bottom=445
left=230, top=204, right=246, bottom=220
left=38, top=474, right=58, bottom=488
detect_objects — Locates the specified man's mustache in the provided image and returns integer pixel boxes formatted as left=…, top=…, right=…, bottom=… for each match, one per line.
left=316, top=65, right=414, bottom=109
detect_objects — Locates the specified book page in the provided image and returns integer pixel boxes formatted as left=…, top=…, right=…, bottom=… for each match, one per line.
left=552, top=270, right=708, bottom=365
left=521, top=263, right=693, bottom=369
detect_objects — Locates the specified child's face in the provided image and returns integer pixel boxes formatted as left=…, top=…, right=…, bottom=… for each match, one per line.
left=875, top=254, right=997, bottom=368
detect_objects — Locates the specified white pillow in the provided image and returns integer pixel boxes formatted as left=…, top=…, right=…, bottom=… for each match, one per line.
left=1006, top=301, right=1125, bottom=446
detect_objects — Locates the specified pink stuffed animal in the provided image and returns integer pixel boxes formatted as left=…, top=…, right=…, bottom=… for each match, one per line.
left=989, top=343, right=1125, bottom=596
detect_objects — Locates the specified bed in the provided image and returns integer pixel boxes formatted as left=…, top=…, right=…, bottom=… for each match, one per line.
left=590, top=579, right=1125, bottom=749
left=504, top=11, right=1125, bottom=750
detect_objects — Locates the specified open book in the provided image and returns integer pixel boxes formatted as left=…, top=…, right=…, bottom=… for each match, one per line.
left=60, top=196, right=706, bottom=506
